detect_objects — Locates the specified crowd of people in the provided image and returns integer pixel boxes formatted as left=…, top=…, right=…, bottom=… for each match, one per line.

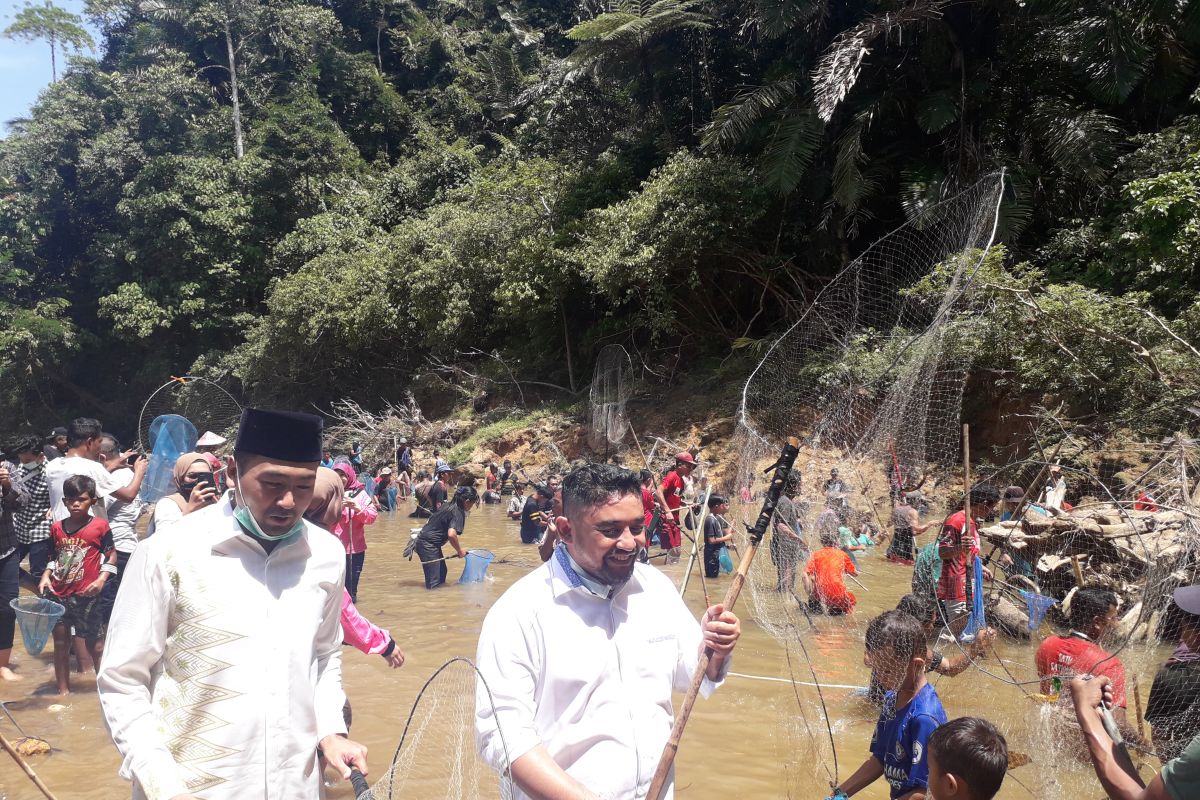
left=0, top=416, right=1198, bottom=800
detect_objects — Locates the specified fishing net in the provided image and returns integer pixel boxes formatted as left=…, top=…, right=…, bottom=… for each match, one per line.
left=364, top=657, right=515, bottom=800
left=588, top=344, right=633, bottom=455
left=9, top=596, right=64, bottom=656
left=139, top=414, right=198, bottom=503
left=733, top=173, right=1010, bottom=789
left=137, top=375, right=242, bottom=453
left=730, top=169, right=1200, bottom=797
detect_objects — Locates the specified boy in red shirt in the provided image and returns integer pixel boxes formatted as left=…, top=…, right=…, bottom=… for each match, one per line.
left=38, top=474, right=117, bottom=694
left=1036, top=587, right=1128, bottom=724
left=937, top=483, right=999, bottom=638
left=803, top=532, right=858, bottom=615
left=653, top=452, right=696, bottom=557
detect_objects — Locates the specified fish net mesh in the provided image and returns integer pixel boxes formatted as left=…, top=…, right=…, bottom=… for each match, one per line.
left=137, top=375, right=242, bottom=452
left=731, top=170, right=1200, bottom=795
left=588, top=344, right=633, bottom=454
left=363, top=657, right=515, bottom=800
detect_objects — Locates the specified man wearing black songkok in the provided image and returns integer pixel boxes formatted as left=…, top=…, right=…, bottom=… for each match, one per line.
left=98, top=408, right=369, bottom=800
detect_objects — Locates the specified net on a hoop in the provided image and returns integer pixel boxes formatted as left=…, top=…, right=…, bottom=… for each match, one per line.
left=588, top=344, right=633, bottom=454
left=138, top=376, right=242, bottom=453
left=367, top=657, right=514, bottom=800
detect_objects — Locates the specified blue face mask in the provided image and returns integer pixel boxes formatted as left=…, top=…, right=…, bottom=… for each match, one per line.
left=233, top=483, right=304, bottom=543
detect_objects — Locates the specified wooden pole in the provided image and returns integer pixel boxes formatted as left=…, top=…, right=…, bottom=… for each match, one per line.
left=1071, top=555, right=1086, bottom=588
left=679, top=490, right=712, bottom=600
left=1, top=731, right=58, bottom=800
left=1133, top=679, right=1146, bottom=743
left=646, top=438, right=799, bottom=800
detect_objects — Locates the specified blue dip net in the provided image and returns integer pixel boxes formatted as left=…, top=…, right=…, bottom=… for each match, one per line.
left=459, top=550, right=495, bottom=584
left=140, top=414, right=198, bottom=503
left=10, top=596, right=66, bottom=656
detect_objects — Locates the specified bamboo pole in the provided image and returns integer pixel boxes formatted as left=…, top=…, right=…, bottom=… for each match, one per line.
left=1, top=731, right=58, bottom=800
left=646, top=438, right=799, bottom=800
left=679, top=488, right=713, bottom=602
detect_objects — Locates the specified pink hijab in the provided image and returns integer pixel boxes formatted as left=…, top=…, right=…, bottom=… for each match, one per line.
left=333, top=461, right=364, bottom=491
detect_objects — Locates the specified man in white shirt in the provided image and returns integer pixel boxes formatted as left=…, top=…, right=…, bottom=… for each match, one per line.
left=475, top=463, right=741, bottom=800
left=98, top=408, right=368, bottom=800
left=506, top=483, right=526, bottom=519
left=98, top=434, right=145, bottom=574
left=45, top=418, right=146, bottom=523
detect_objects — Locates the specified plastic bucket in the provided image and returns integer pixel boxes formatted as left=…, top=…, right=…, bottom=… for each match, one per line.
left=10, top=597, right=65, bottom=656
left=459, top=550, right=495, bottom=584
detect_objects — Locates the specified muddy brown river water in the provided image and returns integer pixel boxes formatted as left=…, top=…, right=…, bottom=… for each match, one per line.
left=0, top=500, right=1170, bottom=799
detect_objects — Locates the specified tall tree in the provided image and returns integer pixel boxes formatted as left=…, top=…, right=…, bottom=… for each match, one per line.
left=3, top=0, right=94, bottom=82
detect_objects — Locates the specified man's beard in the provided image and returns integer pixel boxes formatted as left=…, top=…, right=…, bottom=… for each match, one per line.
left=595, top=549, right=637, bottom=585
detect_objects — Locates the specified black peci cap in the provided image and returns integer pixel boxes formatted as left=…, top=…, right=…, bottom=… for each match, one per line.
left=234, top=408, right=323, bottom=463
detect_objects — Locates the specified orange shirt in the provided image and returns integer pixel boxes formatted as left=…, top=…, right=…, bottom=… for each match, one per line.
left=805, top=547, right=856, bottom=600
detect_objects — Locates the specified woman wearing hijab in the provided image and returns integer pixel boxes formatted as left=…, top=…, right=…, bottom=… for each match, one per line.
left=305, top=468, right=404, bottom=669
left=146, top=452, right=219, bottom=537
left=332, top=462, right=377, bottom=602
left=408, top=485, right=478, bottom=589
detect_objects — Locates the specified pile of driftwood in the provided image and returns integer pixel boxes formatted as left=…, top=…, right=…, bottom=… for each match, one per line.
left=979, top=506, right=1198, bottom=640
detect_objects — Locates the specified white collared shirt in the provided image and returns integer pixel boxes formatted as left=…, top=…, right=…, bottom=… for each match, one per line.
left=98, top=496, right=348, bottom=800
left=474, top=549, right=729, bottom=800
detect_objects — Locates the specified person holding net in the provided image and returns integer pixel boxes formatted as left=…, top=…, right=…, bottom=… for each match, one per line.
left=770, top=471, right=806, bottom=594
left=1146, top=585, right=1200, bottom=762
left=475, top=463, right=741, bottom=800
left=1066, top=582, right=1200, bottom=800
left=936, top=484, right=999, bottom=639
left=1037, top=587, right=1130, bottom=727
left=652, top=452, right=696, bottom=559
left=803, top=530, right=858, bottom=615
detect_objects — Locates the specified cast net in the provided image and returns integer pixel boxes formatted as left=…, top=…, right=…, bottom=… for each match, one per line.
left=137, top=375, right=242, bottom=451
left=363, top=657, right=515, bottom=800
left=729, top=169, right=1200, bottom=797
left=588, top=344, right=633, bottom=455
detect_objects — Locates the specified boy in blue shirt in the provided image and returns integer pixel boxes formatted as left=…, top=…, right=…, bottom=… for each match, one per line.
left=832, top=610, right=948, bottom=800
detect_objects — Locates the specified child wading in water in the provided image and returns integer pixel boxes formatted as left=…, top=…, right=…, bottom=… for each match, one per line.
left=832, top=610, right=948, bottom=800
left=703, top=495, right=732, bottom=578
left=39, top=474, right=117, bottom=694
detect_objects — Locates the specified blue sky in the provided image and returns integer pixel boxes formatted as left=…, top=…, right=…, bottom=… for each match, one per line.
left=0, top=0, right=100, bottom=130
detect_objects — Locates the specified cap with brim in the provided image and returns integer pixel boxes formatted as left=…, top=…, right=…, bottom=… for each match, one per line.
left=1004, top=485, right=1025, bottom=502
left=196, top=431, right=227, bottom=447
left=436, top=465, right=453, bottom=474
left=1174, top=585, right=1200, bottom=616
left=50, top=427, right=66, bottom=438
left=234, top=408, right=323, bottom=463
left=381, top=467, right=392, bottom=475
left=675, top=452, right=697, bottom=465
left=400, top=438, right=408, bottom=444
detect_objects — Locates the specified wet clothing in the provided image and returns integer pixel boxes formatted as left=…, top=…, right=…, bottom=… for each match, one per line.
left=804, top=546, right=857, bottom=614
left=770, top=495, right=804, bottom=592
left=410, top=481, right=434, bottom=518
left=416, top=503, right=467, bottom=589
left=428, top=481, right=448, bottom=514
left=1147, top=656, right=1200, bottom=762
left=936, top=511, right=977, bottom=604
left=507, top=494, right=526, bottom=517
left=659, top=471, right=686, bottom=550
left=911, top=541, right=941, bottom=599
left=499, top=470, right=518, bottom=495
left=520, top=496, right=550, bottom=544
left=887, top=503, right=918, bottom=563
left=869, top=682, right=946, bottom=799
left=703, top=515, right=727, bottom=579
left=1035, top=633, right=1127, bottom=707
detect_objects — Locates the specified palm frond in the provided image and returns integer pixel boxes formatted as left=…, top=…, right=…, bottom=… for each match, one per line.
left=812, top=0, right=947, bottom=122
left=1025, top=97, right=1122, bottom=183
left=759, top=111, right=824, bottom=194
left=752, top=0, right=828, bottom=39
left=701, top=76, right=798, bottom=151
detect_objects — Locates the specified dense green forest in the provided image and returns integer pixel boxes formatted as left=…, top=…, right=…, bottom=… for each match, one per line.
left=2, top=0, right=1199, bottom=440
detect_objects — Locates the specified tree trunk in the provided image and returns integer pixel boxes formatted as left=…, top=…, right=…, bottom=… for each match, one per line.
left=560, top=299, right=576, bottom=393
left=49, top=33, right=56, bottom=82
left=225, top=21, right=244, bottom=160
left=376, top=22, right=384, bottom=74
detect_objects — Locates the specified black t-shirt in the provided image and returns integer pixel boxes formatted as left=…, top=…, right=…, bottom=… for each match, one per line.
left=500, top=470, right=518, bottom=493
left=1146, top=660, right=1200, bottom=761
left=703, top=514, right=726, bottom=547
left=521, top=496, right=550, bottom=541
left=428, top=481, right=448, bottom=512
left=419, top=503, right=466, bottom=548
